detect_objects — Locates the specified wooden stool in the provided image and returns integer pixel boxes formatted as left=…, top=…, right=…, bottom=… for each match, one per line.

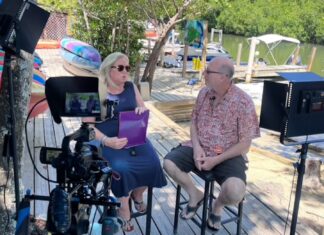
left=173, top=170, right=244, bottom=235
left=129, top=186, right=153, bottom=235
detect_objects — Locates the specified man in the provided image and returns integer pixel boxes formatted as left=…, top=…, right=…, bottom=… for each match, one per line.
left=163, top=57, right=260, bottom=231
left=69, top=95, right=82, bottom=114
left=86, top=95, right=96, bottom=113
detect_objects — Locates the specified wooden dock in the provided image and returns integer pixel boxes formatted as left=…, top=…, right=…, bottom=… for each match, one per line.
left=169, top=64, right=307, bottom=81
left=22, top=102, right=322, bottom=235
left=21, top=49, right=323, bottom=234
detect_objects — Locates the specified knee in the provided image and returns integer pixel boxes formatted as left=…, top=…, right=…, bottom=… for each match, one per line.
left=220, top=178, right=245, bottom=204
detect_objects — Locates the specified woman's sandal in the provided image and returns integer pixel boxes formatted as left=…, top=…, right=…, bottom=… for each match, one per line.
left=207, top=213, right=222, bottom=232
left=180, top=198, right=204, bottom=220
left=132, top=198, right=147, bottom=213
left=120, top=217, right=134, bottom=232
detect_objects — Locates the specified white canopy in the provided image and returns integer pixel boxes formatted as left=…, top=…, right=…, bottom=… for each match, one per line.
left=247, top=34, right=300, bottom=65
left=254, top=34, right=300, bottom=45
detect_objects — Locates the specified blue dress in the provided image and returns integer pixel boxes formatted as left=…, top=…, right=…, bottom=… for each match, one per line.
left=95, top=82, right=167, bottom=197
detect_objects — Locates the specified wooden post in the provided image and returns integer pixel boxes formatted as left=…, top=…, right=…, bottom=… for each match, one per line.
left=182, top=44, right=189, bottom=78
left=126, top=21, right=130, bottom=56
left=236, top=43, right=243, bottom=66
left=292, top=46, right=301, bottom=65
left=210, top=28, right=215, bottom=42
left=307, top=47, right=317, bottom=71
left=111, top=27, right=116, bottom=52
left=199, top=21, right=208, bottom=81
left=246, top=37, right=258, bottom=83
left=218, top=29, right=223, bottom=45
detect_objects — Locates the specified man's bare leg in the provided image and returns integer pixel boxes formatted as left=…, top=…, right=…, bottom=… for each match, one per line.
left=163, top=159, right=204, bottom=219
left=208, top=177, right=245, bottom=230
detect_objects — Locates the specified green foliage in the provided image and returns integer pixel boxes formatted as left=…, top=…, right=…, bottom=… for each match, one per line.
left=71, top=1, right=144, bottom=66
left=196, top=0, right=324, bottom=44
left=37, top=0, right=77, bottom=12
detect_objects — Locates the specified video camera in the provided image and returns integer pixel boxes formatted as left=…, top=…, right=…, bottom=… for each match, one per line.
left=16, top=77, right=121, bottom=235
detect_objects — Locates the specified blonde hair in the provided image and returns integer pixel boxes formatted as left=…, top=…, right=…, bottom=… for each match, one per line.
left=98, top=52, right=129, bottom=120
left=99, top=52, right=129, bottom=87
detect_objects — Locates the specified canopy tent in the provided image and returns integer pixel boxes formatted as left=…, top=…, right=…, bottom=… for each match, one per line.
left=248, top=34, right=300, bottom=65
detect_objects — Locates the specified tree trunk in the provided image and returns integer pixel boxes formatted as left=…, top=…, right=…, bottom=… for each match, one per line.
left=141, top=0, right=193, bottom=91
left=0, top=52, right=33, bottom=234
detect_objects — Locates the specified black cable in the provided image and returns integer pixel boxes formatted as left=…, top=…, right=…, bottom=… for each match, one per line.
left=24, top=97, right=57, bottom=183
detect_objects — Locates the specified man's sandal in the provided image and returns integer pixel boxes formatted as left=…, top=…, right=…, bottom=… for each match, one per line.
left=180, top=199, right=204, bottom=220
left=207, top=213, right=222, bottom=232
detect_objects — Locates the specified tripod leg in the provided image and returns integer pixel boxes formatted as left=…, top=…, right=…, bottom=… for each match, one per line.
left=290, top=144, right=308, bottom=235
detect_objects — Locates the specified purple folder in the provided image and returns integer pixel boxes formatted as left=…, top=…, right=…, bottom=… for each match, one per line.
left=118, top=110, right=150, bottom=148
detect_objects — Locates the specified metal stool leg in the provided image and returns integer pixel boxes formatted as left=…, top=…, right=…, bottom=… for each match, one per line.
left=236, top=200, right=243, bottom=235
left=200, top=181, right=211, bottom=235
left=173, top=185, right=181, bottom=234
left=145, top=187, right=153, bottom=235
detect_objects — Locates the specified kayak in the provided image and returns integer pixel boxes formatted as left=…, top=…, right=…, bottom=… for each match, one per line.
left=60, top=37, right=101, bottom=71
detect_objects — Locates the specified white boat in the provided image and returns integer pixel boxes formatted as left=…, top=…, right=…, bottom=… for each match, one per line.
left=247, top=34, right=301, bottom=65
left=176, top=43, right=232, bottom=61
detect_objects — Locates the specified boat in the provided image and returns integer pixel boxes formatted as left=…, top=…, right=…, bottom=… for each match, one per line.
left=62, top=60, right=97, bottom=77
left=176, top=43, right=232, bottom=61
left=247, top=34, right=301, bottom=65
left=60, top=37, right=101, bottom=76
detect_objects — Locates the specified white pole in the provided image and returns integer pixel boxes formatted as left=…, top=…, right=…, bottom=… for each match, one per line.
left=210, top=28, right=215, bottom=42
left=246, top=37, right=259, bottom=83
left=219, top=29, right=223, bottom=45
left=171, top=29, right=175, bottom=55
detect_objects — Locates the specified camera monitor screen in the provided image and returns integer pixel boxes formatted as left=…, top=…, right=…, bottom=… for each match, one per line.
left=65, top=92, right=100, bottom=116
left=45, top=76, right=101, bottom=124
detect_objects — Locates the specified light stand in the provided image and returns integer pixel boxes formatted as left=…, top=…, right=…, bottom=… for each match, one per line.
left=281, top=139, right=324, bottom=235
left=3, top=51, right=21, bottom=211
left=0, top=0, right=49, bottom=217
left=290, top=143, right=307, bottom=235
left=260, top=72, right=324, bottom=234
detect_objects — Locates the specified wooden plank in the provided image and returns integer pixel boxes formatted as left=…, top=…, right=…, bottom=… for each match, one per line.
left=32, top=113, right=49, bottom=219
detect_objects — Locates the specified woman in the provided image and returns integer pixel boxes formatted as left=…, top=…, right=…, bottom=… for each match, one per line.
left=86, top=52, right=166, bottom=232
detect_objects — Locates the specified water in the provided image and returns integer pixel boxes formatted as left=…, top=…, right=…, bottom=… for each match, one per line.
left=220, top=34, right=324, bottom=76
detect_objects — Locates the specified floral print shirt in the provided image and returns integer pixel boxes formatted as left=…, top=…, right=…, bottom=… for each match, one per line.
left=183, top=84, right=260, bottom=157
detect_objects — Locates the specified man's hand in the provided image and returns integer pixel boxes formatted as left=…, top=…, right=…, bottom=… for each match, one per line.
left=197, top=155, right=221, bottom=171
left=193, top=145, right=206, bottom=171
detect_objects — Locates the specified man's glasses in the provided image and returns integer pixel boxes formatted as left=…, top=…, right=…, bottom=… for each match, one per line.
left=111, top=65, right=131, bottom=72
left=205, top=70, right=225, bottom=75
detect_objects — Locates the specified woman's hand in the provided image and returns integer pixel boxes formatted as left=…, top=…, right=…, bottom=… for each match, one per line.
left=103, top=137, right=128, bottom=149
left=135, top=106, right=147, bottom=115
